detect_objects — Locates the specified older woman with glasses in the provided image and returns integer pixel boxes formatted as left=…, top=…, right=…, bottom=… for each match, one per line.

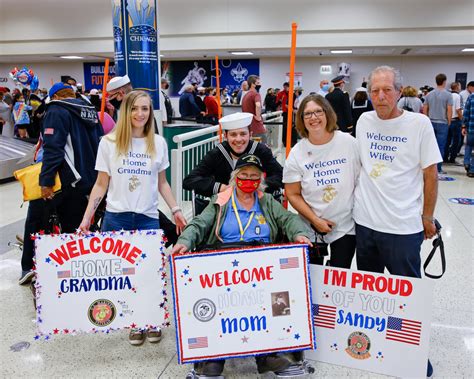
left=283, top=94, right=360, bottom=268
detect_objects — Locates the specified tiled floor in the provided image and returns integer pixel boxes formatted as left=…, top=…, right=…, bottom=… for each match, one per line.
left=0, top=162, right=472, bottom=378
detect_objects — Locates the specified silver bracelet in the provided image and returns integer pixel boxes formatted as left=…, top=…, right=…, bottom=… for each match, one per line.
left=171, top=206, right=182, bottom=215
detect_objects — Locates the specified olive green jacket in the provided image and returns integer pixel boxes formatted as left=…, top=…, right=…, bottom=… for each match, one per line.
left=177, top=187, right=310, bottom=251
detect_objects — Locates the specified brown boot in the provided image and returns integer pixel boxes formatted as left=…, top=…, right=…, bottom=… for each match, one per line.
left=256, top=353, right=293, bottom=374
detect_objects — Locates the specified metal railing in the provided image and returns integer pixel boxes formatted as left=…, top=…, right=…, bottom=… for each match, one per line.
left=170, top=111, right=284, bottom=216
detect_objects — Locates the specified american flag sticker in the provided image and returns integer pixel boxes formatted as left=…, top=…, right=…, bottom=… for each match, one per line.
left=44, top=128, right=55, bottom=135
left=122, top=267, right=135, bottom=275
left=57, top=270, right=71, bottom=278
left=386, top=316, right=422, bottom=345
left=312, top=303, right=337, bottom=329
left=188, top=336, right=208, bottom=349
left=280, top=257, right=299, bottom=269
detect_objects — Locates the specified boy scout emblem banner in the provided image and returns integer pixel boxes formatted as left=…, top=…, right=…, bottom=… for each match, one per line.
left=306, top=265, right=434, bottom=378
left=170, top=244, right=315, bottom=364
left=34, top=230, right=168, bottom=338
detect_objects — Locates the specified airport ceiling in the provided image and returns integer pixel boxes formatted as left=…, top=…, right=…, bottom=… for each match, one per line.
left=1, top=46, right=472, bottom=63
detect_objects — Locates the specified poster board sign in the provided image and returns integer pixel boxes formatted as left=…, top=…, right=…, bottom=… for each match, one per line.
left=170, top=244, right=315, bottom=364
left=34, top=230, right=168, bottom=339
left=83, top=62, right=116, bottom=91
left=306, top=265, right=434, bottom=378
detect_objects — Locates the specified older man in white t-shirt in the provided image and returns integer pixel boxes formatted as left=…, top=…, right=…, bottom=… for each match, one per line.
left=354, top=66, right=441, bottom=376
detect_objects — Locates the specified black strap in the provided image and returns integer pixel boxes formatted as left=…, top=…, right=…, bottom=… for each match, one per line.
left=423, top=219, right=446, bottom=279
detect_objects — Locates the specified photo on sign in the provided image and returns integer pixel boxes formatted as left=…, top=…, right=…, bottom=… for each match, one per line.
left=271, top=291, right=291, bottom=317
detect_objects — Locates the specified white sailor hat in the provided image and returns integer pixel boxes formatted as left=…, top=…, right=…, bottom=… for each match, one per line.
left=106, top=75, right=131, bottom=92
left=219, top=112, right=254, bottom=131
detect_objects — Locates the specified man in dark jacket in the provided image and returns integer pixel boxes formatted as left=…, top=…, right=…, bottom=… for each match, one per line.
left=40, top=82, right=103, bottom=232
left=183, top=112, right=283, bottom=213
left=179, top=85, right=203, bottom=118
left=325, top=75, right=353, bottom=133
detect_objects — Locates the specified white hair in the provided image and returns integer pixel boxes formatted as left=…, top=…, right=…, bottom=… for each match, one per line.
left=368, top=65, right=403, bottom=92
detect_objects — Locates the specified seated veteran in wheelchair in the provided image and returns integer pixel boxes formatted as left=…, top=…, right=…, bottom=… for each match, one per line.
left=182, top=112, right=283, bottom=215
left=172, top=154, right=312, bottom=378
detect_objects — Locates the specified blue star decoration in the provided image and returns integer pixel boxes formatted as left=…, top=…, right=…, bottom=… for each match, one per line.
left=183, top=269, right=189, bottom=275
left=141, top=253, right=147, bottom=259
left=45, top=257, right=51, bottom=263
left=252, top=283, right=256, bottom=288
left=34, top=335, right=40, bottom=340
left=294, top=333, right=300, bottom=340
left=232, top=259, right=239, bottom=267
left=226, top=288, right=231, bottom=292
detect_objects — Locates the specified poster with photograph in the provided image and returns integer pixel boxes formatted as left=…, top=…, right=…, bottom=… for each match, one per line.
left=33, top=230, right=168, bottom=339
left=306, top=265, right=434, bottom=378
left=170, top=244, right=315, bottom=364
left=161, top=60, right=211, bottom=97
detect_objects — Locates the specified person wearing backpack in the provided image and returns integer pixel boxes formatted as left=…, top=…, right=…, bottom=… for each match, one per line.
left=397, top=86, right=423, bottom=113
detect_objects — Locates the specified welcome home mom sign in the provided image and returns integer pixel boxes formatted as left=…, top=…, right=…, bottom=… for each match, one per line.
left=170, top=244, right=315, bottom=363
left=34, top=230, right=168, bottom=338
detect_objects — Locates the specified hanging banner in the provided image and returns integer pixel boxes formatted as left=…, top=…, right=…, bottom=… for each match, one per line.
left=211, top=59, right=260, bottom=95
left=161, top=60, right=211, bottom=97
left=111, top=0, right=126, bottom=76
left=306, top=265, right=434, bottom=378
left=33, top=230, right=168, bottom=339
left=83, top=62, right=116, bottom=91
left=170, top=244, right=315, bottom=364
left=111, top=0, right=160, bottom=108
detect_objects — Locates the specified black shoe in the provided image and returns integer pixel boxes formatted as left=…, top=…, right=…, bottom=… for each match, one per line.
left=194, top=360, right=225, bottom=376
left=467, top=172, right=474, bottom=178
left=427, top=359, right=433, bottom=378
left=256, top=354, right=292, bottom=374
left=19, top=270, right=35, bottom=285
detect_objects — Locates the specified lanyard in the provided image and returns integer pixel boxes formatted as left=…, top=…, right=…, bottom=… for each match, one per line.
left=231, top=191, right=255, bottom=241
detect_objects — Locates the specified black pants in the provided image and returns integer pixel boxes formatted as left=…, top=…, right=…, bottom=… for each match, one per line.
left=281, top=112, right=297, bottom=148
left=21, top=199, right=47, bottom=271
left=329, top=234, right=356, bottom=268
left=21, top=187, right=88, bottom=271
left=159, top=211, right=178, bottom=247
left=310, top=234, right=356, bottom=268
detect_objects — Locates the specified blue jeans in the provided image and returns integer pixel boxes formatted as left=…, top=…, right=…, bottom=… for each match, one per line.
left=464, top=132, right=474, bottom=174
left=431, top=122, right=449, bottom=172
left=355, top=224, right=424, bottom=278
left=102, top=211, right=160, bottom=232
left=443, top=119, right=462, bottom=162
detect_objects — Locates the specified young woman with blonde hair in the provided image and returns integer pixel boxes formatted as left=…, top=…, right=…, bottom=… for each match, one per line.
left=79, top=90, right=186, bottom=345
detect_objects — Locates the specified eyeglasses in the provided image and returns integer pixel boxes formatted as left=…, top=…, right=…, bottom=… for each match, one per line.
left=302, top=110, right=325, bottom=119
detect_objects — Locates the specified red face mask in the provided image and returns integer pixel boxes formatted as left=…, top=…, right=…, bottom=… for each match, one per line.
left=236, top=177, right=261, bottom=193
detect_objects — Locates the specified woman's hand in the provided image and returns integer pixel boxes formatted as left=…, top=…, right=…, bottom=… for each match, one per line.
left=173, top=211, right=187, bottom=235
left=171, top=243, right=189, bottom=254
left=312, top=218, right=335, bottom=234
left=294, top=235, right=313, bottom=247
left=78, top=218, right=91, bottom=234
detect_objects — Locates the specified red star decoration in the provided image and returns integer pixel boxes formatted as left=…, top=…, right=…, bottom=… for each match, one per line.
left=131, top=323, right=137, bottom=328
left=63, top=329, right=69, bottom=334
left=188, top=278, right=192, bottom=282
left=53, top=328, right=59, bottom=334
left=399, top=305, right=403, bottom=309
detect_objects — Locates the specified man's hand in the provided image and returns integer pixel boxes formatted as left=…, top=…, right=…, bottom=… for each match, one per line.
left=462, top=126, right=467, bottom=136
left=41, top=186, right=55, bottom=200
left=422, top=218, right=437, bottom=239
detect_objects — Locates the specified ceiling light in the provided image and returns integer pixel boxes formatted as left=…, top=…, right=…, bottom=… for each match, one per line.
left=330, top=50, right=352, bottom=54
left=60, top=55, right=84, bottom=59
left=230, top=51, right=254, bottom=56
left=160, top=54, right=164, bottom=57
left=461, top=48, right=474, bottom=52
